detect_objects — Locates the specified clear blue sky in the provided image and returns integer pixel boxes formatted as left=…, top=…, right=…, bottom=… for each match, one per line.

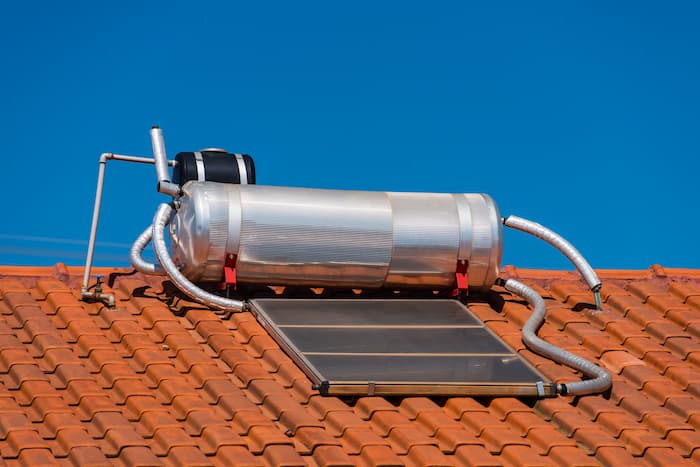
left=1, top=1, right=698, bottom=270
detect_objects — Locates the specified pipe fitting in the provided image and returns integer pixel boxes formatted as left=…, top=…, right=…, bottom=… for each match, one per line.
left=81, top=275, right=116, bottom=308
left=81, top=290, right=116, bottom=308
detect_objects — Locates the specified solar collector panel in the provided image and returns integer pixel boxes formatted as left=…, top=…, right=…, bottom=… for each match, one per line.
left=249, top=298, right=553, bottom=397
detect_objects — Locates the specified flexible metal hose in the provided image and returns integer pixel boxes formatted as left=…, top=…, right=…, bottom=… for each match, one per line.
left=152, top=203, right=244, bottom=313
left=129, top=225, right=165, bottom=275
left=503, top=215, right=602, bottom=309
left=502, top=278, right=611, bottom=396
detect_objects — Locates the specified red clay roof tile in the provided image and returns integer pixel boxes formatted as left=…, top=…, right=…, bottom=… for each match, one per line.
left=415, top=411, right=463, bottom=437
left=433, top=427, right=483, bottom=454
left=619, top=428, right=671, bottom=456
left=0, top=266, right=699, bottom=465
left=642, top=446, right=694, bottom=466
left=666, top=428, right=700, bottom=457
left=505, top=411, right=551, bottom=437
left=311, top=445, right=354, bottom=467
left=593, top=445, right=634, bottom=465
left=454, top=443, right=503, bottom=466
left=617, top=394, right=661, bottom=423
left=573, top=426, right=626, bottom=455
left=547, top=446, right=598, bottom=466
left=500, top=445, right=551, bottom=466
left=358, top=444, right=403, bottom=466
left=662, top=396, right=700, bottom=422
left=340, top=427, right=390, bottom=455
left=405, top=444, right=451, bottom=466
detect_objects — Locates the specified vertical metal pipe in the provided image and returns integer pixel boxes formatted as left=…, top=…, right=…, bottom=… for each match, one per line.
left=82, top=153, right=109, bottom=291
left=151, top=126, right=169, bottom=183
left=81, top=153, right=177, bottom=297
left=151, top=126, right=180, bottom=196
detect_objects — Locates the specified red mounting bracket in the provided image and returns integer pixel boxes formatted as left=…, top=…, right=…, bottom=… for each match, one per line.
left=454, top=259, right=469, bottom=295
left=223, top=254, right=238, bottom=289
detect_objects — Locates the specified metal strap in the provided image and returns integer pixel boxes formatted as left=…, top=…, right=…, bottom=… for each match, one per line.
left=234, top=154, right=248, bottom=184
left=193, top=151, right=206, bottom=181
left=367, top=381, right=376, bottom=396
left=536, top=381, right=545, bottom=397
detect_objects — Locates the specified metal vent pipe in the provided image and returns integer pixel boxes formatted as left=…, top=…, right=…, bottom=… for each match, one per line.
left=151, top=126, right=180, bottom=197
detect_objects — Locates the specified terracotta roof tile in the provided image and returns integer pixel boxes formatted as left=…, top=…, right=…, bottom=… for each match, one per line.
left=416, top=411, right=463, bottom=437
left=642, top=446, right=694, bottom=466
left=0, top=266, right=699, bottom=465
left=547, top=446, right=598, bottom=467
left=594, top=445, right=637, bottom=465
left=454, top=444, right=504, bottom=466
left=501, top=445, right=552, bottom=466
left=358, top=444, right=403, bottom=466
left=685, top=295, right=700, bottom=310
left=341, top=427, right=390, bottom=455
left=433, top=427, right=483, bottom=454
left=666, top=397, right=700, bottom=426
left=312, top=445, right=354, bottom=467
left=574, top=426, right=627, bottom=455
left=405, top=444, right=451, bottom=466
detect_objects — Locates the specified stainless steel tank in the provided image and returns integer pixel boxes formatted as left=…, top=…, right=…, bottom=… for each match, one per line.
left=170, top=181, right=502, bottom=291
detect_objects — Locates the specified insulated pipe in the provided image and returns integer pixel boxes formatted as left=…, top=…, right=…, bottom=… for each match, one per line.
left=151, top=203, right=244, bottom=313
left=503, top=215, right=602, bottom=309
left=501, top=278, right=612, bottom=396
left=129, top=225, right=164, bottom=275
left=150, top=126, right=180, bottom=197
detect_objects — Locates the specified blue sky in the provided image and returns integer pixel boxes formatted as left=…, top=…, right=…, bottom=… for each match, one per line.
left=1, top=1, right=698, bottom=270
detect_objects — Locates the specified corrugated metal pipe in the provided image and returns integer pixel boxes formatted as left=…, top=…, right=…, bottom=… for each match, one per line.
left=151, top=203, right=244, bottom=314
left=503, top=215, right=603, bottom=310
left=129, top=225, right=164, bottom=275
left=499, top=277, right=612, bottom=396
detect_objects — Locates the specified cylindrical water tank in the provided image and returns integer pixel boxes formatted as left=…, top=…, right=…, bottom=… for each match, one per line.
left=170, top=182, right=502, bottom=291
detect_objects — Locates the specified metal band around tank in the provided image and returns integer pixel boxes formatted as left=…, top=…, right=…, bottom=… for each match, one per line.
left=234, top=154, right=248, bottom=184
left=225, top=185, right=242, bottom=263
left=462, top=194, right=501, bottom=290
left=203, top=183, right=229, bottom=281
left=193, top=152, right=206, bottom=181
left=385, top=192, right=461, bottom=288
left=453, top=194, right=473, bottom=263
